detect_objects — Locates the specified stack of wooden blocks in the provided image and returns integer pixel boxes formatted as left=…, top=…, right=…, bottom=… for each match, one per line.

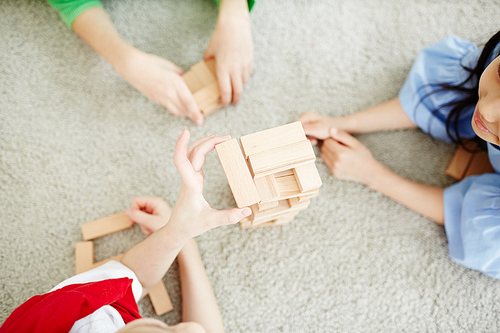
left=182, top=59, right=222, bottom=116
left=215, top=121, right=322, bottom=228
left=445, top=141, right=495, bottom=180
left=75, top=212, right=173, bottom=315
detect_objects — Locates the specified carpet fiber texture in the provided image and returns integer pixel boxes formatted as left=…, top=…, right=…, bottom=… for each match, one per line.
left=1, top=0, right=500, bottom=331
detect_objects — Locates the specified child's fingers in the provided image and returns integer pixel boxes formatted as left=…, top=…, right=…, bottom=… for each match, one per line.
left=187, top=135, right=218, bottom=159
left=178, top=86, right=203, bottom=126
left=217, top=65, right=232, bottom=106
left=209, top=207, right=252, bottom=228
left=130, top=196, right=164, bottom=214
left=174, top=129, right=194, bottom=181
left=230, top=70, right=243, bottom=105
left=329, top=129, right=361, bottom=148
left=298, top=111, right=321, bottom=123
left=125, top=208, right=157, bottom=226
left=189, top=135, right=231, bottom=172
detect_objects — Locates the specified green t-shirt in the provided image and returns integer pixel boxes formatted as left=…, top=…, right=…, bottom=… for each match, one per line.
left=48, top=0, right=255, bottom=29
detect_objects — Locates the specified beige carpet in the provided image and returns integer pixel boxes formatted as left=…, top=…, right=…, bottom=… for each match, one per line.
left=1, top=0, right=500, bottom=331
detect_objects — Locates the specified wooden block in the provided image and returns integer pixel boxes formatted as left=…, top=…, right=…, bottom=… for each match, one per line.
left=253, top=209, right=301, bottom=226
left=464, top=151, right=495, bottom=177
left=277, top=187, right=319, bottom=201
left=201, top=99, right=223, bottom=116
left=274, top=169, right=294, bottom=178
left=81, top=212, right=133, bottom=241
left=298, top=191, right=319, bottom=202
left=257, top=200, right=279, bottom=211
left=191, top=61, right=217, bottom=86
left=240, top=121, right=307, bottom=158
left=445, top=145, right=474, bottom=180
left=75, top=241, right=94, bottom=275
left=216, top=139, right=261, bottom=208
left=248, top=140, right=315, bottom=176
left=149, top=281, right=174, bottom=315
left=293, top=163, right=322, bottom=192
left=182, top=70, right=204, bottom=93
left=240, top=219, right=253, bottom=228
left=92, top=253, right=125, bottom=269
left=205, top=58, right=217, bottom=76
left=254, top=175, right=280, bottom=202
left=193, top=81, right=220, bottom=111
left=275, top=174, right=301, bottom=197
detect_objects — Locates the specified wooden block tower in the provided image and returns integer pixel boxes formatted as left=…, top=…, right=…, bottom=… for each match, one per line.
left=182, top=59, right=222, bottom=116
left=215, top=121, right=322, bottom=228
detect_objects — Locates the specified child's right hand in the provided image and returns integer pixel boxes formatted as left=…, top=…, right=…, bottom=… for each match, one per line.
left=165, top=130, right=252, bottom=245
left=118, top=49, right=204, bottom=125
left=298, top=111, right=343, bottom=144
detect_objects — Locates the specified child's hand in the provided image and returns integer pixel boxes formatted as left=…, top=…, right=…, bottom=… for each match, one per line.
left=204, top=5, right=253, bottom=106
left=118, top=49, right=204, bottom=125
left=320, top=129, right=380, bottom=185
left=298, top=111, right=343, bottom=144
left=167, top=130, right=252, bottom=243
left=125, top=197, right=173, bottom=236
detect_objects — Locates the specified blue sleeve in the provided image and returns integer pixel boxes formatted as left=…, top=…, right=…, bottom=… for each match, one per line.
left=443, top=173, right=500, bottom=278
left=398, top=36, right=479, bottom=142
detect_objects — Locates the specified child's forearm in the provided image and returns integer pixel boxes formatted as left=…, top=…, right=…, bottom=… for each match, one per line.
left=340, top=98, right=418, bottom=134
left=364, top=162, right=444, bottom=224
left=72, top=7, right=135, bottom=73
left=120, top=223, right=185, bottom=299
left=218, top=0, right=250, bottom=22
left=178, top=239, right=225, bottom=333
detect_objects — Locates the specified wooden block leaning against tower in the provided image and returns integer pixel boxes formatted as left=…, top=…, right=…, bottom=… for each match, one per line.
left=215, top=121, right=322, bottom=228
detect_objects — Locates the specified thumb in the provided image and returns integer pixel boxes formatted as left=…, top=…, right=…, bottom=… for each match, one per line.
left=329, top=128, right=360, bottom=148
left=209, top=207, right=252, bottom=227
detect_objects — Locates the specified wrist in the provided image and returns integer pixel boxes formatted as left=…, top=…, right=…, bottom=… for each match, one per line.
left=108, top=43, right=139, bottom=76
left=362, top=161, right=389, bottom=190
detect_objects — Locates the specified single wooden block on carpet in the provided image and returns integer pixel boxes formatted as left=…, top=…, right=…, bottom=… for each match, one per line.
left=182, top=59, right=222, bottom=116
left=216, top=121, right=322, bottom=228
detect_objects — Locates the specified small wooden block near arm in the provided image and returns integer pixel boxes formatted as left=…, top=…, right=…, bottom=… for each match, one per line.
left=149, top=281, right=174, bottom=315
left=293, top=162, right=322, bottom=192
left=239, top=121, right=307, bottom=158
left=81, top=212, right=133, bottom=241
left=445, top=145, right=473, bottom=180
left=75, top=241, right=94, bottom=275
left=216, top=139, right=261, bottom=208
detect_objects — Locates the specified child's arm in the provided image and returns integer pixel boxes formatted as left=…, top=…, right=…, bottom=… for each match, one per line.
left=204, top=0, right=252, bottom=106
left=178, top=238, right=225, bottom=333
left=70, top=7, right=204, bottom=125
left=299, top=98, right=418, bottom=142
left=120, top=131, right=252, bottom=299
left=322, top=129, right=444, bottom=224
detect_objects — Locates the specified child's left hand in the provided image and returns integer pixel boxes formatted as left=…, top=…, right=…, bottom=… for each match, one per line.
left=125, top=197, right=173, bottom=236
left=204, top=3, right=253, bottom=106
left=321, top=129, right=381, bottom=185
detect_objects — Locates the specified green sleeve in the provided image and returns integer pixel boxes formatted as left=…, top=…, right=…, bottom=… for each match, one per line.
left=48, top=0, right=103, bottom=29
left=212, top=0, right=255, bottom=11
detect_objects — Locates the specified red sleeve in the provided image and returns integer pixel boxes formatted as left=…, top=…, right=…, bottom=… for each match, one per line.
left=0, top=277, right=141, bottom=333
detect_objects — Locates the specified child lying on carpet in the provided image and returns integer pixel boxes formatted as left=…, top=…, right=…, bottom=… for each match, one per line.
left=0, top=131, right=251, bottom=333
left=48, top=0, right=255, bottom=125
left=299, top=31, right=500, bottom=279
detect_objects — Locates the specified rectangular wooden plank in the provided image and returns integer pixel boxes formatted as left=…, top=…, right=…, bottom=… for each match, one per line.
left=240, top=121, right=307, bottom=158
left=81, top=212, right=133, bottom=241
left=75, top=241, right=94, bottom=275
left=253, top=209, right=302, bottom=226
left=182, top=70, right=204, bottom=94
left=254, top=175, right=280, bottom=202
left=193, top=81, right=220, bottom=110
left=277, top=187, right=319, bottom=201
left=191, top=61, right=216, bottom=86
left=201, top=99, right=222, bottom=116
left=298, top=191, right=319, bottom=202
left=248, top=140, right=315, bottom=176
left=274, top=169, right=294, bottom=178
left=275, top=174, right=301, bottom=197
left=205, top=58, right=217, bottom=76
left=215, top=139, right=261, bottom=208
left=464, top=151, right=495, bottom=177
left=257, top=200, right=279, bottom=211
left=149, top=281, right=174, bottom=315
left=445, top=145, right=474, bottom=180
left=293, top=163, right=322, bottom=192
